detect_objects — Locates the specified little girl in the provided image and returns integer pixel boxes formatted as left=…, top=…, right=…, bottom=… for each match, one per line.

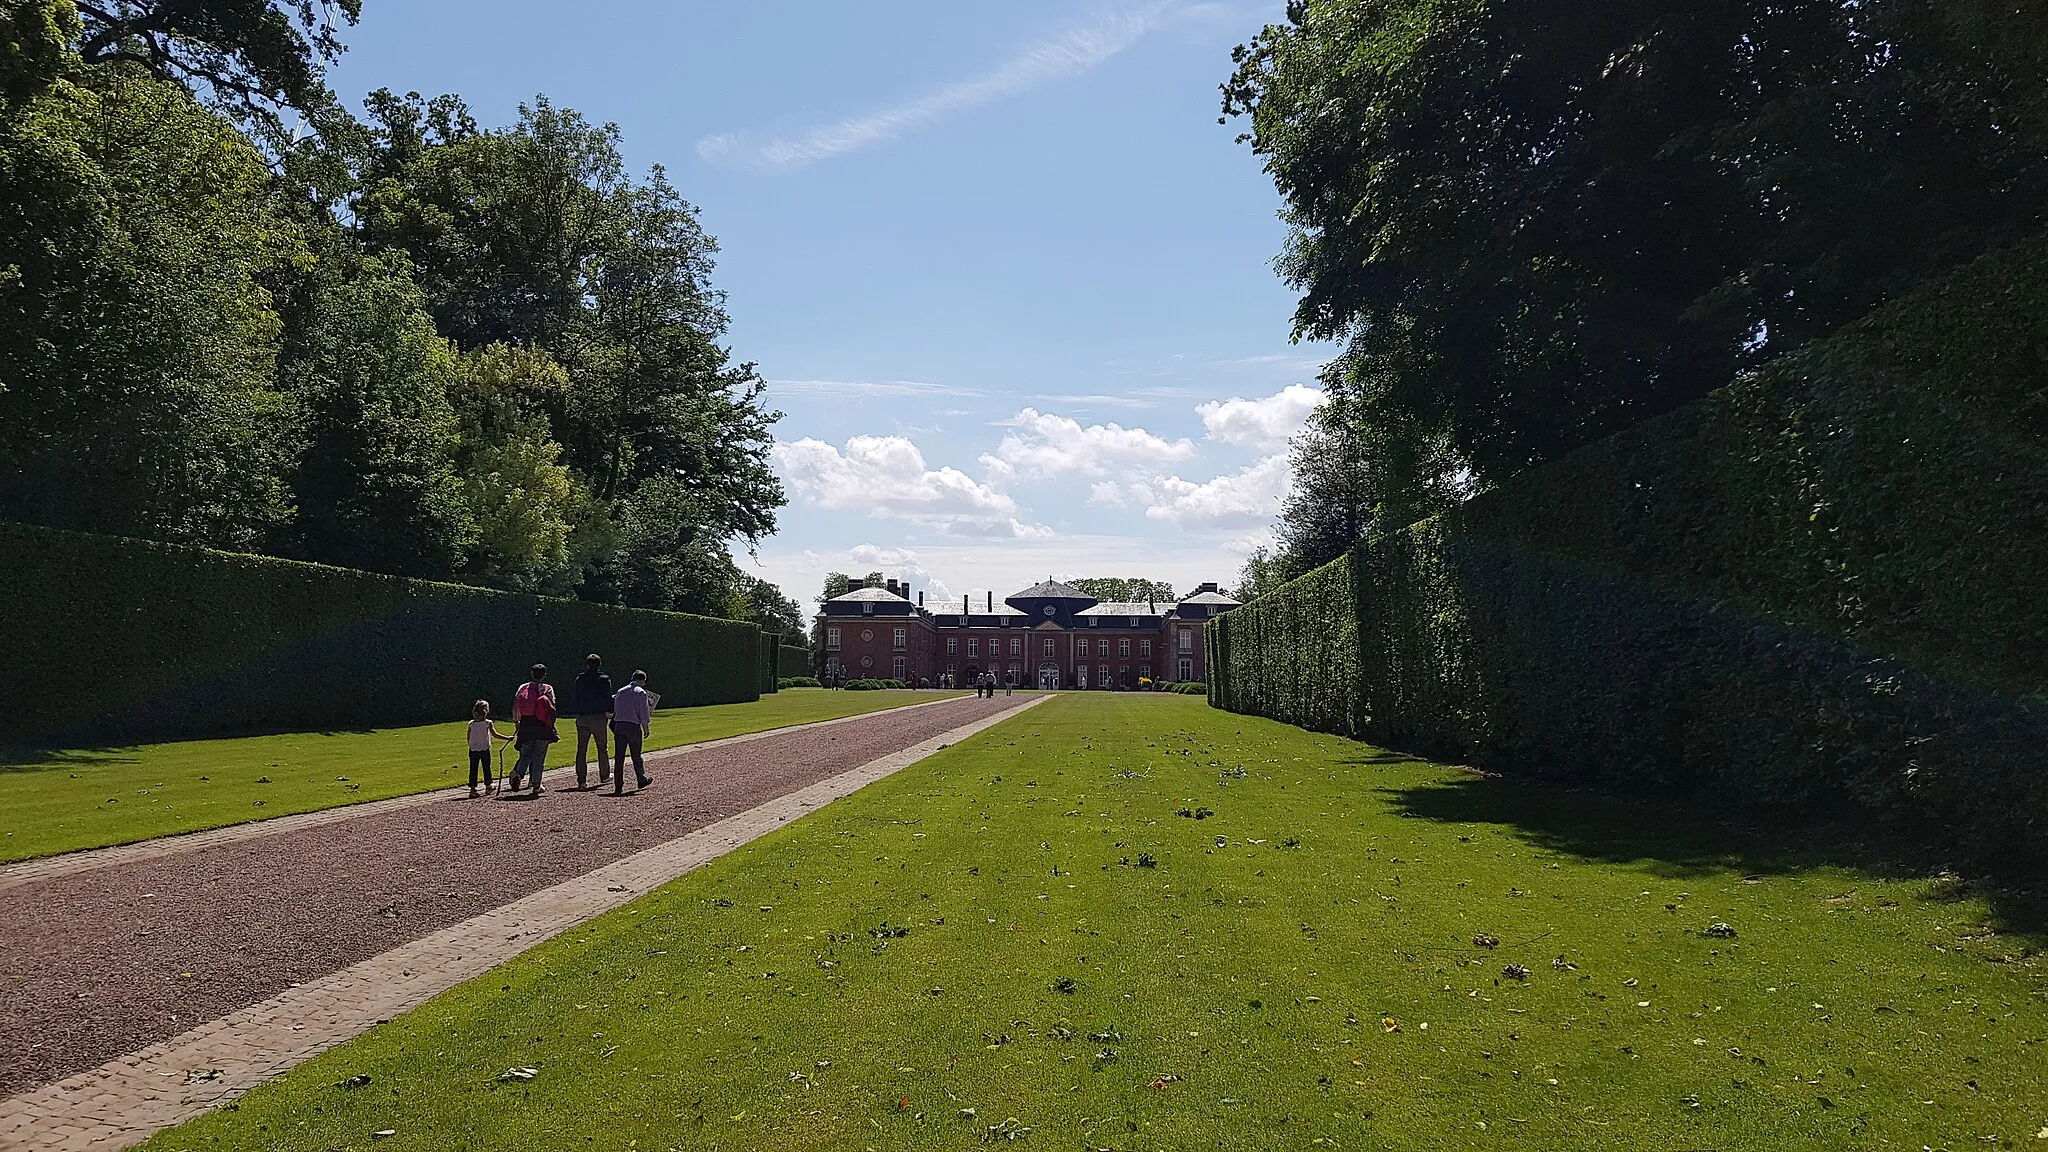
left=467, top=699, right=513, bottom=797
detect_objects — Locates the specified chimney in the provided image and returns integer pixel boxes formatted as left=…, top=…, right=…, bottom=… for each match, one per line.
left=962, top=594, right=969, bottom=615
left=917, top=591, right=924, bottom=607
left=1199, top=582, right=1219, bottom=594
left=885, top=579, right=899, bottom=598
left=986, top=591, right=993, bottom=612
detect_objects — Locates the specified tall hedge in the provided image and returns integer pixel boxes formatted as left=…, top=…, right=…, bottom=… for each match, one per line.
left=778, top=644, right=812, bottom=680
left=1208, top=556, right=1360, bottom=737
left=1213, top=235, right=2048, bottom=862
left=757, top=633, right=781, bottom=695
left=0, top=524, right=763, bottom=747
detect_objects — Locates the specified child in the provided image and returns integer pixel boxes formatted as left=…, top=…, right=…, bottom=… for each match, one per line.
left=467, top=699, right=513, bottom=797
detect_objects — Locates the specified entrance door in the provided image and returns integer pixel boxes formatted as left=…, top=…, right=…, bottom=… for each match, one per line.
left=1038, top=664, right=1060, bottom=691
left=1076, top=665, right=1089, bottom=689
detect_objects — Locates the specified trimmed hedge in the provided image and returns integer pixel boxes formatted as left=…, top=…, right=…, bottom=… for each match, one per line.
left=1208, top=556, right=1359, bottom=732
left=758, top=633, right=782, bottom=695
left=0, top=523, right=764, bottom=747
left=843, top=678, right=908, bottom=691
left=778, top=676, right=821, bottom=689
left=778, top=643, right=812, bottom=680
left=1213, top=235, right=2048, bottom=862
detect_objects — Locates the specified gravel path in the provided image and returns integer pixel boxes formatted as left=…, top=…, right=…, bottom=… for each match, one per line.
left=0, top=694, right=1026, bottom=1095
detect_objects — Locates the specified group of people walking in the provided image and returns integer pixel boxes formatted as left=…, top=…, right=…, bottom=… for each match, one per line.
left=971, top=671, right=1012, bottom=699
left=466, top=654, right=657, bottom=799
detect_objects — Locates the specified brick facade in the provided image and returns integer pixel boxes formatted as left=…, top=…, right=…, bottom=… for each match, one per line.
left=819, top=578, right=1239, bottom=688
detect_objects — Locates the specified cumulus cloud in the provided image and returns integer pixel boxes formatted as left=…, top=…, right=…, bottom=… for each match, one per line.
left=699, top=3, right=1175, bottom=172
left=848, top=544, right=953, bottom=603
left=1142, top=453, right=1292, bottom=532
left=981, top=407, right=1195, bottom=484
left=1196, top=383, right=1326, bottom=453
left=774, top=435, right=1052, bottom=538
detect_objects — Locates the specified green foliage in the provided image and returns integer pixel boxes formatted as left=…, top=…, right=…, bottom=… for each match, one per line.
left=1164, top=681, right=1208, bottom=696
left=777, top=644, right=811, bottom=680
left=0, top=520, right=763, bottom=747
left=1210, top=553, right=1360, bottom=733
left=72, top=0, right=362, bottom=139
left=1226, top=0, right=2048, bottom=501
left=0, top=64, right=296, bottom=548
left=276, top=248, right=473, bottom=578
left=1066, top=577, right=1174, bottom=604
left=842, top=678, right=908, bottom=692
left=776, top=676, right=820, bottom=690
left=1214, top=237, right=2048, bottom=863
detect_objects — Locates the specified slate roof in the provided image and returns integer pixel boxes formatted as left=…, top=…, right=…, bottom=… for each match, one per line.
left=1075, top=601, right=1172, bottom=617
left=1179, top=590, right=1242, bottom=607
left=828, top=586, right=913, bottom=603
left=1008, top=579, right=1096, bottom=601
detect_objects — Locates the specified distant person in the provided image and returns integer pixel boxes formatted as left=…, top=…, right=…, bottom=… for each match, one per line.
left=569, top=653, right=614, bottom=789
left=466, top=699, right=512, bottom=798
left=610, top=670, right=657, bottom=795
left=1005, top=672, right=1014, bottom=697
left=509, top=664, right=558, bottom=795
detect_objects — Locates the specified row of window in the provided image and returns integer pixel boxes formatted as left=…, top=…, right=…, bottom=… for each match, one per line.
left=825, top=626, right=1200, bottom=655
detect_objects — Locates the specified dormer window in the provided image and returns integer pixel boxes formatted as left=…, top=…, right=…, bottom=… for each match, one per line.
left=863, top=601, right=874, bottom=615
left=1129, top=616, right=1138, bottom=627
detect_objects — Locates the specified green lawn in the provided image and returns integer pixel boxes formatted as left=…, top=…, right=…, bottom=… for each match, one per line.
left=0, top=690, right=965, bottom=865
left=143, top=694, right=2045, bottom=1151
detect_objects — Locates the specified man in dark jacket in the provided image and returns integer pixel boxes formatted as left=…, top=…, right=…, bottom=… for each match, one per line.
left=569, top=653, right=614, bottom=789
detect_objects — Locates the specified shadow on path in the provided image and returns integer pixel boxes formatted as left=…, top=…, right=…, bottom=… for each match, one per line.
left=1382, top=771, right=2048, bottom=940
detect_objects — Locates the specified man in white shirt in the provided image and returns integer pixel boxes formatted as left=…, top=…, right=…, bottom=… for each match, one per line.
left=609, top=671, right=658, bottom=795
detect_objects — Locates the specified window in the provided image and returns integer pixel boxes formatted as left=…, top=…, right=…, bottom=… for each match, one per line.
left=862, top=600, right=873, bottom=615
left=1177, top=658, right=1193, bottom=681
left=860, top=629, right=874, bottom=642
left=1097, top=640, right=1110, bottom=657
left=1118, top=639, right=1131, bottom=657
left=826, top=627, right=841, bottom=650
left=1089, top=617, right=1098, bottom=627
left=1141, top=665, right=1151, bottom=681
left=1098, top=664, right=1110, bottom=686
left=1043, top=638, right=1055, bottom=656
left=1140, top=639, right=1152, bottom=657
left=1129, top=616, right=1138, bottom=627
left=946, top=638, right=958, bottom=656
left=1178, top=629, right=1194, bottom=652
left=968, top=639, right=980, bottom=657
left=1010, top=637, right=1022, bottom=656
left=892, top=656, right=907, bottom=680
left=893, top=627, right=906, bottom=651
left=860, top=656, right=874, bottom=669
left=1009, top=664, right=1022, bottom=682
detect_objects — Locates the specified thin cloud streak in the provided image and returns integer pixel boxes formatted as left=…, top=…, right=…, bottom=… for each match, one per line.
left=699, top=2, right=1176, bottom=172
left=768, top=378, right=986, bottom=399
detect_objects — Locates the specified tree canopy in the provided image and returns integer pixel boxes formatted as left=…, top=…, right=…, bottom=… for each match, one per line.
left=0, top=0, right=800, bottom=624
left=1068, top=577, right=1176, bottom=605
left=1227, top=0, right=2048, bottom=514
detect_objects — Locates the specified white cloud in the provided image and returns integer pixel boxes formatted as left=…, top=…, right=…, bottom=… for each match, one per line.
left=699, top=2, right=1176, bottom=171
left=981, top=407, right=1195, bottom=483
left=773, top=435, right=1052, bottom=538
left=847, top=544, right=953, bottom=604
left=1143, top=453, right=1292, bottom=533
left=1196, top=383, right=1325, bottom=453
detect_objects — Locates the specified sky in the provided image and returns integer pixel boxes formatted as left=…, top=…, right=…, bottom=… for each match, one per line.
left=325, top=1, right=1333, bottom=610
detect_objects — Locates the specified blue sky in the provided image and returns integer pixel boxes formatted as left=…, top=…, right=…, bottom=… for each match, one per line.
left=326, top=1, right=1332, bottom=606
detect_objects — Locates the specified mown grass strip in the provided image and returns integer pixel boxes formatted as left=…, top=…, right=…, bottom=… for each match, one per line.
left=144, top=694, right=2046, bottom=1151
left=0, top=690, right=966, bottom=864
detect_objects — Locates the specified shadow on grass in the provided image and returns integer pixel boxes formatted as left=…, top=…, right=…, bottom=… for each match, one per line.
left=0, top=726, right=390, bottom=774
left=1383, top=773, right=2048, bottom=941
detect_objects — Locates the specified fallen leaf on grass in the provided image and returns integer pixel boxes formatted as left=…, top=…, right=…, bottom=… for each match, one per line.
left=334, top=1074, right=371, bottom=1089
left=497, top=1067, right=539, bottom=1083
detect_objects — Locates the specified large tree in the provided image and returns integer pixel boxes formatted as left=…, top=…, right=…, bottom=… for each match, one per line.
left=1068, top=577, right=1176, bottom=604
left=1225, top=0, right=2048, bottom=498
left=72, top=0, right=360, bottom=139
left=0, top=48, right=297, bottom=548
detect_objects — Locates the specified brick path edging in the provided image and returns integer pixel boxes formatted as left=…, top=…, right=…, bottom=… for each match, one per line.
left=0, top=693, right=973, bottom=894
left=0, top=696, right=1045, bottom=1151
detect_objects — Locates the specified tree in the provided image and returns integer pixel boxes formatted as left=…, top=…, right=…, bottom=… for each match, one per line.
left=1068, top=578, right=1175, bottom=604
left=0, top=57, right=296, bottom=548
left=1233, top=547, right=1283, bottom=603
left=71, top=0, right=361, bottom=137
left=352, top=92, right=786, bottom=601
left=447, top=342, right=601, bottom=592
left=1224, top=0, right=2048, bottom=494
left=274, top=248, right=472, bottom=577
left=736, top=577, right=805, bottom=640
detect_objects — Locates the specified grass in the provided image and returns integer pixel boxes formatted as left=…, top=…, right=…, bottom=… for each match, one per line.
left=0, top=689, right=965, bottom=865
left=143, top=694, right=2046, bottom=1151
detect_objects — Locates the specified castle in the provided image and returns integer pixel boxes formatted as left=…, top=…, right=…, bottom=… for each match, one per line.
left=817, top=577, right=1240, bottom=689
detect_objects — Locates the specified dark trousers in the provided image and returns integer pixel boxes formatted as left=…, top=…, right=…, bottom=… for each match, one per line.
left=611, top=721, right=647, bottom=791
left=575, top=715, right=611, bottom=787
left=468, top=749, right=492, bottom=789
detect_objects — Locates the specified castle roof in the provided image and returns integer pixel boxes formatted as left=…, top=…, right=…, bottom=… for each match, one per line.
left=828, top=586, right=913, bottom=604
left=1075, top=601, right=1172, bottom=617
left=1008, top=578, right=1095, bottom=602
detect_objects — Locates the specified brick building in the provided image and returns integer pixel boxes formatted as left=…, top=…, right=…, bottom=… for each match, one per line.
left=818, top=578, right=1240, bottom=689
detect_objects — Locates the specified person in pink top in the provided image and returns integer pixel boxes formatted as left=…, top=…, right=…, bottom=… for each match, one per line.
left=509, top=664, right=558, bottom=795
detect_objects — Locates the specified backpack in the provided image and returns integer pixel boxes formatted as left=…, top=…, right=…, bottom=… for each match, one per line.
left=517, top=682, right=557, bottom=724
